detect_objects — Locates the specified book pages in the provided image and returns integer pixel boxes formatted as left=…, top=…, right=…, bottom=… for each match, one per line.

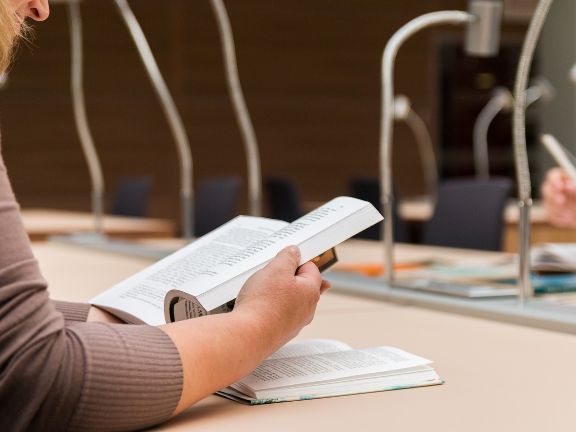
left=90, top=216, right=287, bottom=325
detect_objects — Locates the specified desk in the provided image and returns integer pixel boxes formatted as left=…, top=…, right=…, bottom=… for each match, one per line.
left=22, top=209, right=176, bottom=241
left=399, top=197, right=576, bottom=252
left=34, top=241, right=576, bottom=432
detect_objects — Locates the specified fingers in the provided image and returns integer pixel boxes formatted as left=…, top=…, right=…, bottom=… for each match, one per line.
left=551, top=168, right=576, bottom=194
left=547, top=169, right=567, bottom=198
left=543, top=181, right=566, bottom=206
left=547, top=167, right=566, bottom=186
left=564, top=177, right=576, bottom=196
left=543, top=168, right=576, bottom=227
left=543, top=168, right=575, bottom=206
left=320, top=279, right=331, bottom=294
left=295, top=261, right=322, bottom=287
left=548, top=207, right=576, bottom=228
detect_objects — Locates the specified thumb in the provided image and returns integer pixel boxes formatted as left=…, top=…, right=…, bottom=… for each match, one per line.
left=266, top=246, right=301, bottom=275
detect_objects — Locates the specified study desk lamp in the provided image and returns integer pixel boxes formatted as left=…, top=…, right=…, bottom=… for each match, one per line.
left=512, top=0, right=554, bottom=303
left=474, top=78, right=555, bottom=180
left=113, top=0, right=194, bottom=239
left=393, top=95, right=437, bottom=197
left=209, top=0, right=262, bottom=217
left=51, top=0, right=105, bottom=236
left=380, top=0, right=504, bottom=285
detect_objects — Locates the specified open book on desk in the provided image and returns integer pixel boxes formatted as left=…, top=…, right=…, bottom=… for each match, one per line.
left=90, top=196, right=383, bottom=325
left=218, top=339, right=442, bottom=404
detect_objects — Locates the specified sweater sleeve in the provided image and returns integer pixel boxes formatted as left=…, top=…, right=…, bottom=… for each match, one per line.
left=52, top=300, right=92, bottom=323
left=0, top=153, right=183, bottom=431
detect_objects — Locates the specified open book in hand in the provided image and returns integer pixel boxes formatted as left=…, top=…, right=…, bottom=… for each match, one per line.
left=218, top=339, right=443, bottom=404
left=90, top=196, right=383, bottom=325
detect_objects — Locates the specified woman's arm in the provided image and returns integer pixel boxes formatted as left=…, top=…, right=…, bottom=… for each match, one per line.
left=0, top=155, right=182, bottom=431
left=52, top=300, right=91, bottom=322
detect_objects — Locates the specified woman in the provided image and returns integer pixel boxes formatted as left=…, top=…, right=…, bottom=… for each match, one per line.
left=0, top=1, right=329, bottom=430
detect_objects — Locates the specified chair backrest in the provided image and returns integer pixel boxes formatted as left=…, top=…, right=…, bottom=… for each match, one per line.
left=422, top=177, right=513, bottom=251
left=349, top=177, right=409, bottom=242
left=195, top=176, right=242, bottom=236
left=265, top=177, right=302, bottom=222
left=111, top=176, right=153, bottom=218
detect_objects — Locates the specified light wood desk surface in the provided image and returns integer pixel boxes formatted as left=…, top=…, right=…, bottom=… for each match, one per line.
left=33, top=240, right=576, bottom=432
left=22, top=208, right=176, bottom=241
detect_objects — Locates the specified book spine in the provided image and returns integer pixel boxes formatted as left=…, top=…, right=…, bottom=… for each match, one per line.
left=164, top=290, right=236, bottom=322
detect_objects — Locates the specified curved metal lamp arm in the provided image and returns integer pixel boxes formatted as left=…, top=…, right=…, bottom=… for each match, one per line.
left=474, top=78, right=554, bottom=181
left=113, top=0, right=194, bottom=239
left=473, top=88, right=512, bottom=180
left=67, top=0, right=105, bottom=235
left=525, top=77, right=555, bottom=108
left=394, top=95, right=438, bottom=197
left=380, top=11, right=472, bottom=284
left=406, top=110, right=438, bottom=198
left=209, top=0, right=262, bottom=217
left=512, top=0, right=554, bottom=303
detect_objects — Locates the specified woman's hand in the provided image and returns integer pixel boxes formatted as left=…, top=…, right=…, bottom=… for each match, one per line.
left=542, top=168, right=576, bottom=228
left=234, top=246, right=331, bottom=353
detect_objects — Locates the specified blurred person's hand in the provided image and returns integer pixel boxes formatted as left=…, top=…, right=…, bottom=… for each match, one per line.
left=542, top=167, right=576, bottom=228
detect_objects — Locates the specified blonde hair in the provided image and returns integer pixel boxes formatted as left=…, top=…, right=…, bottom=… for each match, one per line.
left=0, top=1, right=21, bottom=73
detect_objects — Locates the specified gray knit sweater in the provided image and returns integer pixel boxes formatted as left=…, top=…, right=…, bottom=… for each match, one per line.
left=0, top=149, right=183, bottom=431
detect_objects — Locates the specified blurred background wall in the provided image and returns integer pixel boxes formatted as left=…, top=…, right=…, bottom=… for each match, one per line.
left=0, top=0, right=535, bottom=229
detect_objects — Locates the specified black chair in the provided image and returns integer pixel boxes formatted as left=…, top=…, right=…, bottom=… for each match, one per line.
left=195, top=176, right=242, bottom=236
left=265, top=177, right=303, bottom=222
left=349, top=178, right=409, bottom=242
left=422, top=177, right=513, bottom=251
left=111, top=176, right=153, bottom=218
